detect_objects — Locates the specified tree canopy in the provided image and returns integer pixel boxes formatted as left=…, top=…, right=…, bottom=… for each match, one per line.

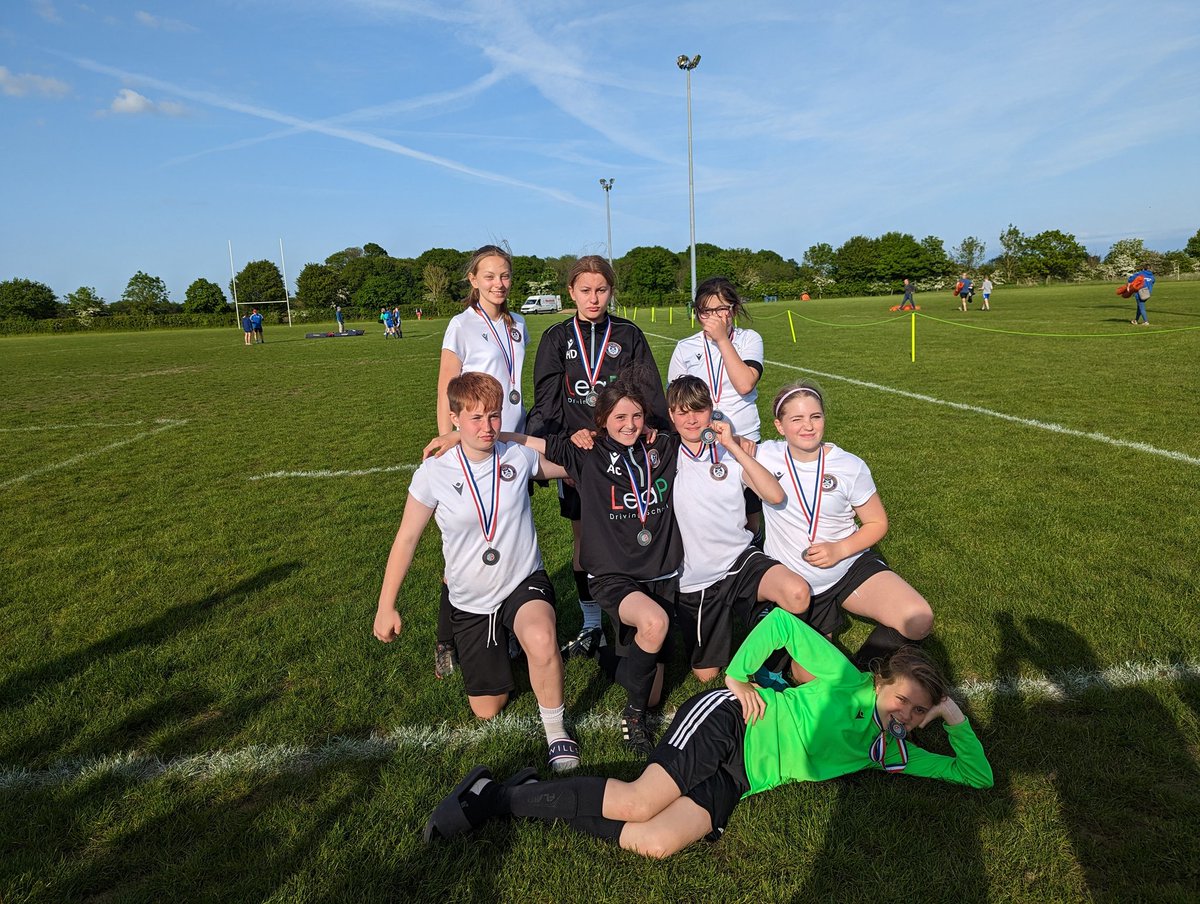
left=117, top=271, right=172, bottom=315
left=183, top=278, right=229, bottom=314
left=232, top=260, right=286, bottom=308
left=0, top=278, right=58, bottom=320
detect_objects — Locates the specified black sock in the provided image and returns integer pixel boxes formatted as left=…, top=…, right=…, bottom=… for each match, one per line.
left=506, top=777, right=623, bottom=841
left=615, top=640, right=659, bottom=711
left=852, top=625, right=919, bottom=671
left=597, top=644, right=620, bottom=681
left=437, top=582, right=453, bottom=646
left=572, top=569, right=593, bottom=604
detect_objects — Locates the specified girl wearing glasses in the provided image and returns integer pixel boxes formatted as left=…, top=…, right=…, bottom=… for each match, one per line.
left=668, top=278, right=766, bottom=533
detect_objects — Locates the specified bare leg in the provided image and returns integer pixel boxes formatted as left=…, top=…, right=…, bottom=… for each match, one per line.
left=756, top=564, right=811, bottom=615
left=839, top=571, right=933, bottom=639
left=467, top=693, right=509, bottom=719
left=514, top=600, right=563, bottom=709
left=619, top=796, right=714, bottom=859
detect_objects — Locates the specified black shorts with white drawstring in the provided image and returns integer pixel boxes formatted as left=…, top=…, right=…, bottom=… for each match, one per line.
left=450, top=569, right=556, bottom=696
left=675, top=547, right=780, bottom=670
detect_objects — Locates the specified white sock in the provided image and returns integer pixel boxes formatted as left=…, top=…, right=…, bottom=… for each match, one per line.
left=539, top=704, right=568, bottom=744
left=579, top=601, right=601, bottom=631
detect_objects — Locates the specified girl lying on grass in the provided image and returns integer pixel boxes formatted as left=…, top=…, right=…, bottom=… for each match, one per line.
left=424, top=609, right=992, bottom=857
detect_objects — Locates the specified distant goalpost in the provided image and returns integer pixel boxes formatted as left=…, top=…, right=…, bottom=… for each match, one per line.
left=229, top=238, right=294, bottom=327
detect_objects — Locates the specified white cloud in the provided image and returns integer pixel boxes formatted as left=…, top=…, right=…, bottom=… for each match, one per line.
left=0, top=66, right=70, bottom=97
left=107, top=87, right=186, bottom=116
left=134, top=10, right=196, bottom=31
left=34, top=0, right=62, bottom=23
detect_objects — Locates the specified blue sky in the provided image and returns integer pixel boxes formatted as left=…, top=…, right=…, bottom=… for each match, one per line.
left=3, top=0, right=1198, bottom=303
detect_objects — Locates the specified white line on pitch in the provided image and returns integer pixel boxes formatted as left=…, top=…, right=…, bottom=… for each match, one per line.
left=0, top=419, right=189, bottom=489
left=0, top=420, right=150, bottom=432
left=249, top=463, right=420, bottom=481
left=2, top=657, right=1196, bottom=790
left=641, top=331, right=1200, bottom=467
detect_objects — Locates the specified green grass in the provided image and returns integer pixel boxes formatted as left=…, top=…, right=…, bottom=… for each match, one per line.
left=2, top=285, right=1198, bottom=903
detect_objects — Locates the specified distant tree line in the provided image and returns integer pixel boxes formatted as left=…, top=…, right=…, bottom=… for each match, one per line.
left=4, top=228, right=1199, bottom=327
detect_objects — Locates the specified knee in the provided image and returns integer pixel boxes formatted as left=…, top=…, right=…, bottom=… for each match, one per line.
left=692, top=667, right=720, bottom=683
left=469, top=695, right=508, bottom=720
left=636, top=613, right=669, bottom=648
left=627, top=827, right=682, bottom=860
left=517, top=624, right=556, bottom=662
left=904, top=603, right=934, bottom=640
left=782, top=580, right=811, bottom=615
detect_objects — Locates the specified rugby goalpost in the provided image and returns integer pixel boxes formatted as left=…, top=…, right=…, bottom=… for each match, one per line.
left=229, top=238, right=294, bottom=328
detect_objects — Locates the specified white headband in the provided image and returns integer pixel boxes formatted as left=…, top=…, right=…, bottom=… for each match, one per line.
left=773, top=386, right=823, bottom=417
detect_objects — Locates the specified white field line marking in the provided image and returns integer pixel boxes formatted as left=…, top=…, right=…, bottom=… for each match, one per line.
left=249, top=463, right=420, bottom=481
left=0, top=420, right=150, bottom=432
left=2, top=658, right=1197, bottom=790
left=641, top=331, right=1200, bottom=467
left=0, top=418, right=189, bottom=490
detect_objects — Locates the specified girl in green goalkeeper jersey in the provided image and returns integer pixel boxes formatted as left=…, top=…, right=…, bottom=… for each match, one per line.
left=425, top=608, right=992, bottom=857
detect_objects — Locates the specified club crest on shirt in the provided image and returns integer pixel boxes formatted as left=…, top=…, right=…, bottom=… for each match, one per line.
left=606, top=341, right=622, bottom=357
left=821, top=475, right=838, bottom=491
left=510, top=327, right=523, bottom=342
left=648, top=448, right=660, bottom=467
left=453, top=482, right=464, bottom=495
left=499, top=464, right=517, bottom=482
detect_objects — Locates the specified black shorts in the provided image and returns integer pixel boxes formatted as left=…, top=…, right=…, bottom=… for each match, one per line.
left=805, top=548, right=892, bottom=636
left=450, top=569, right=557, bottom=696
left=676, top=548, right=779, bottom=670
left=743, top=485, right=763, bottom=516
left=648, top=689, right=749, bottom=840
left=587, top=572, right=677, bottom=651
left=557, top=479, right=582, bottom=521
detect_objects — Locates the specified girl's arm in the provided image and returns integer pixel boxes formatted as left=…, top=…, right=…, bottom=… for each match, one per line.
left=705, top=320, right=761, bottom=396
left=373, top=497, right=436, bottom=642
left=534, top=454, right=568, bottom=481
left=902, top=704, right=993, bottom=789
left=712, top=420, right=783, bottom=504
left=727, top=607, right=860, bottom=686
left=802, top=491, right=888, bottom=570
left=435, top=349, right=463, bottom=435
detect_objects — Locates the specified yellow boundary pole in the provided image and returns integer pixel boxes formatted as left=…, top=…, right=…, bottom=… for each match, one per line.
left=788, top=310, right=796, bottom=344
left=911, top=312, right=916, bottom=362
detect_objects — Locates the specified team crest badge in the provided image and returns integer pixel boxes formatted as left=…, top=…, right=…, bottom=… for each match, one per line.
left=510, top=327, right=523, bottom=342
left=648, top=448, right=660, bottom=467
left=821, top=475, right=838, bottom=491
left=606, top=341, right=622, bottom=356
left=500, top=464, right=517, bottom=482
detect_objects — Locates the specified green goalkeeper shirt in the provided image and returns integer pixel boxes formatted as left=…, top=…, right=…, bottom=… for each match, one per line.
left=726, top=608, right=994, bottom=797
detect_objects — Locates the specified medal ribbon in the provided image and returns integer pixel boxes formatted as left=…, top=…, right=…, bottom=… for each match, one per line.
left=571, top=317, right=612, bottom=392
left=869, top=708, right=909, bottom=773
left=680, top=440, right=718, bottom=466
left=700, top=330, right=731, bottom=406
left=784, top=445, right=825, bottom=544
left=456, top=448, right=500, bottom=545
left=622, top=442, right=654, bottom=529
left=473, top=307, right=517, bottom=393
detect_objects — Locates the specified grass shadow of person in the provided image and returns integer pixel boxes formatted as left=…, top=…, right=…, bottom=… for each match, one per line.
left=991, top=612, right=1200, bottom=900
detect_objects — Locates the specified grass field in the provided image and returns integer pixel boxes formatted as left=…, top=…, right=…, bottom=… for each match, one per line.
left=2, top=283, right=1199, bottom=903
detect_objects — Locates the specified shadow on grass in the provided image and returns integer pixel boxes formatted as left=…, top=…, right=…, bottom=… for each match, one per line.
left=0, top=563, right=300, bottom=764
left=991, top=613, right=1200, bottom=901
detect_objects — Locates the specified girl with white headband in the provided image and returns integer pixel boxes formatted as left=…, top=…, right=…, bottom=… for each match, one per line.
left=755, top=380, right=934, bottom=672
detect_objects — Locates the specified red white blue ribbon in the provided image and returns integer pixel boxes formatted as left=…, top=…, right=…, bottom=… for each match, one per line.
left=680, top=439, right=717, bottom=465
left=869, top=708, right=909, bottom=773
left=784, top=444, right=825, bottom=544
left=571, top=316, right=612, bottom=391
left=473, top=307, right=517, bottom=394
left=623, top=442, right=654, bottom=529
left=456, top=447, right=500, bottom=545
left=700, top=328, right=734, bottom=406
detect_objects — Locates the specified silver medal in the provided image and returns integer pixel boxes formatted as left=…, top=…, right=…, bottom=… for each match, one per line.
left=711, top=409, right=726, bottom=422
left=482, top=547, right=501, bottom=566
left=710, top=463, right=728, bottom=481
left=699, top=426, right=717, bottom=445
left=636, top=529, right=652, bottom=547
left=585, top=390, right=598, bottom=407
left=509, top=389, right=521, bottom=405
left=887, top=717, right=907, bottom=741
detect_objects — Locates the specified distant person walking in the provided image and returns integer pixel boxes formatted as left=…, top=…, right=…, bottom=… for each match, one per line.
left=250, top=308, right=264, bottom=343
left=980, top=277, right=993, bottom=311
left=241, top=312, right=254, bottom=346
left=392, top=306, right=404, bottom=339
left=956, top=274, right=973, bottom=313
left=335, top=304, right=345, bottom=332
left=900, top=279, right=916, bottom=311
left=1129, top=267, right=1155, bottom=326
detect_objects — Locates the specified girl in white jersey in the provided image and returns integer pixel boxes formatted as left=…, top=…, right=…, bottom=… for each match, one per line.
left=668, top=278, right=766, bottom=535
left=755, top=380, right=934, bottom=671
left=373, top=373, right=580, bottom=772
left=667, top=375, right=812, bottom=682
left=433, top=246, right=530, bottom=679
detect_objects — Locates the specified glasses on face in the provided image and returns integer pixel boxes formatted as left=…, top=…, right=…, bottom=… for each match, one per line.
left=697, top=305, right=733, bottom=318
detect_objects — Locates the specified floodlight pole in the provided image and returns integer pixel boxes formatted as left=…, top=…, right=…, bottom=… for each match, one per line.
left=677, top=54, right=700, bottom=307
left=599, top=178, right=615, bottom=264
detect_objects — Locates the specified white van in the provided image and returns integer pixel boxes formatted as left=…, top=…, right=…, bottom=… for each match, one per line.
left=520, top=294, right=562, bottom=314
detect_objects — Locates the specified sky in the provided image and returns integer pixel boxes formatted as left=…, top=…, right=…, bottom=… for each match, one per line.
left=2, top=0, right=1199, bottom=304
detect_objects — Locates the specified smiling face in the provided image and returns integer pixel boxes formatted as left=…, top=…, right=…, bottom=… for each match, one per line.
left=875, top=675, right=935, bottom=732
left=450, top=402, right=501, bottom=455
left=468, top=254, right=512, bottom=313
left=603, top=396, right=645, bottom=446
left=570, top=271, right=612, bottom=322
left=773, top=392, right=825, bottom=459
left=669, top=404, right=711, bottom=444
